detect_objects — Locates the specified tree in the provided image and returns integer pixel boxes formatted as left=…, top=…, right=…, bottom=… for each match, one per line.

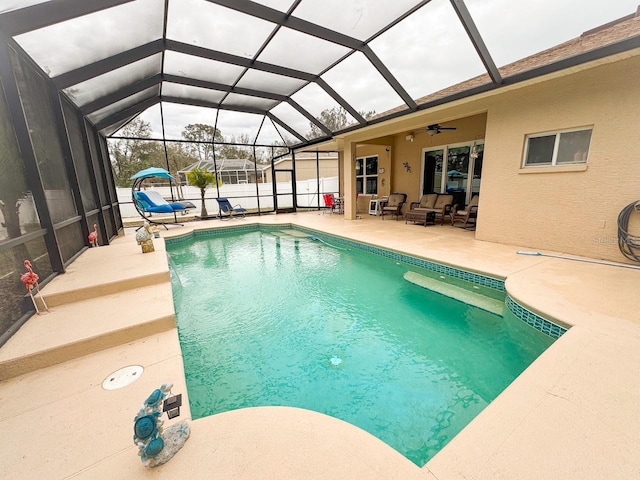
left=186, top=168, right=220, bottom=217
left=220, top=133, right=252, bottom=159
left=308, top=107, right=349, bottom=138
left=181, top=123, right=224, bottom=163
left=307, top=107, right=376, bottom=139
left=109, top=118, right=164, bottom=187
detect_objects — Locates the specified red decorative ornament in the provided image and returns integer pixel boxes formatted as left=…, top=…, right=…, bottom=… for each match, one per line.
left=88, top=223, right=99, bottom=247
left=21, top=260, right=49, bottom=314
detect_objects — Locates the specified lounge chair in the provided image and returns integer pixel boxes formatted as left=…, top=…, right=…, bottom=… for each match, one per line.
left=216, top=198, right=247, bottom=219
left=381, top=193, right=407, bottom=220
left=451, top=195, right=479, bottom=229
left=133, top=190, right=193, bottom=229
left=134, top=191, right=190, bottom=214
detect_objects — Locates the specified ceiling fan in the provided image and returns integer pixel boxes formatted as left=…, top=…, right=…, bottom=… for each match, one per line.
left=426, top=124, right=457, bottom=136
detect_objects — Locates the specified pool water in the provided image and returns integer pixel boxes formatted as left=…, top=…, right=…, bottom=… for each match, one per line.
left=167, top=230, right=553, bottom=466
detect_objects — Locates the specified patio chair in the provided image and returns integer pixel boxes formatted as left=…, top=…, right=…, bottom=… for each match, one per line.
left=381, top=193, right=407, bottom=220
left=410, top=193, right=438, bottom=211
left=216, top=197, right=247, bottom=219
left=409, top=193, right=454, bottom=225
left=355, top=194, right=373, bottom=219
left=134, top=190, right=188, bottom=215
left=451, top=195, right=479, bottom=229
left=323, top=193, right=337, bottom=214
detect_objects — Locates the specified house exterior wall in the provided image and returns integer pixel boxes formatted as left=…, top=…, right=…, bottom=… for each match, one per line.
left=389, top=114, right=488, bottom=206
left=355, top=143, right=392, bottom=198
left=339, top=53, right=640, bottom=262
left=477, top=55, right=640, bottom=262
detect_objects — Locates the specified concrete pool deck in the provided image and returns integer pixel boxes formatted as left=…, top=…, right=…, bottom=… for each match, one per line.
left=1, top=212, right=639, bottom=479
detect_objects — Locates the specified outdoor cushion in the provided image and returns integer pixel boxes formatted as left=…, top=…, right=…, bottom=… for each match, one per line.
left=386, top=194, right=404, bottom=207
left=419, top=194, right=438, bottom=209
left=434, top=194, right=454, bottom=209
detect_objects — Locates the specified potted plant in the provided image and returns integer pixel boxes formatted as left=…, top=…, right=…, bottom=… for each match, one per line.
left=186, top=168, right=219, bottom=218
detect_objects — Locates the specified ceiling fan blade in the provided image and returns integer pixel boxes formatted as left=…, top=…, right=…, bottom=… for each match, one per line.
left=426, top=124, right=456, bottom=131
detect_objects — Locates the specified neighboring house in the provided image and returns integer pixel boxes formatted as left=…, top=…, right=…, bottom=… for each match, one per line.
left=262, top=152, right=339, bottom=183
left=324, top=10, right=640, bottom=263
left=178, top=158, right=263, bottom=185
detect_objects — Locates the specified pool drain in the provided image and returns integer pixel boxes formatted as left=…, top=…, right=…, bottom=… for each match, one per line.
left=102, top=365, right=144, bottom=390
left=329, top=355, right=342, bottom=367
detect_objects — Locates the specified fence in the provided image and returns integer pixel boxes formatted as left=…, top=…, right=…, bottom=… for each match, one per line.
left=117, top=176, right=339, bottom=219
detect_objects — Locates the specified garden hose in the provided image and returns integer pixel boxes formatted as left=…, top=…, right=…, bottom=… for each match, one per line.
left=617, top=200, right=640, bottom=262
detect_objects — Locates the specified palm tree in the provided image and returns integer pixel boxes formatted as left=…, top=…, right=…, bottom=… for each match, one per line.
left=186, top=168, right=219, bottom=217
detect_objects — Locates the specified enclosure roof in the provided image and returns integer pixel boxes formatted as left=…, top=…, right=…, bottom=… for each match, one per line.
left=1, top=1, right=639, bottom=149
left=179, top=158, right=257, bottom=173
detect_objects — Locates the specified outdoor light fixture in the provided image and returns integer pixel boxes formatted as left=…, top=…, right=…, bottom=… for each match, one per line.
left=162, top=393, right=182, bottom=419
left=405, top=134, right=414, bottom=142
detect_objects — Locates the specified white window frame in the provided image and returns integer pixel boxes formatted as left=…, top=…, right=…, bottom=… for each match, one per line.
left=523, top=126, right=592, bottom=167
left=356, top=155, right=378, bottom=195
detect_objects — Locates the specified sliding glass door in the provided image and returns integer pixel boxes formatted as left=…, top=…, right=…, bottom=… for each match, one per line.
left=422, top=149, right=444, bottom=194
left=422, top=142, right=484, bottom=206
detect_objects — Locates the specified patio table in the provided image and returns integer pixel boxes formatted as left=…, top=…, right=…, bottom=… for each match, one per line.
left=405, top=209, right=436, bottom=226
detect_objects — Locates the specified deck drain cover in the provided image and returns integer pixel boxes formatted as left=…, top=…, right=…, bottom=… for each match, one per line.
left=102, top=365, right=144, bottom=390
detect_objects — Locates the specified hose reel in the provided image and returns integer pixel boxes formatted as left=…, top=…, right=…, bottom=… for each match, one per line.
left=617, top=200, right=640, bottom=262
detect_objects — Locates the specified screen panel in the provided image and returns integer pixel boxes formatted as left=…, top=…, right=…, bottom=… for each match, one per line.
left=14, top=0, right=164, bottom=76
left=10, top=48, right=78, bottom=224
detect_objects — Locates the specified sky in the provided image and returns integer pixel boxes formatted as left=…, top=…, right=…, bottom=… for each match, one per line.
left=10, top=0, right=640, bottom=143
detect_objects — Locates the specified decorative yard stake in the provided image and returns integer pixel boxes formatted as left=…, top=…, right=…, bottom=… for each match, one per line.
left=133, top=383, right=190, bottom=467
left=88, top=223, right=99, bottom=247
left=20, top=260, right=49, bottom=314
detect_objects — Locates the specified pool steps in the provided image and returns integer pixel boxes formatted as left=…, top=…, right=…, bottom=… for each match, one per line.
left=0, top=239, right=176, bottom=380
left=404, top=271, right=505, bottom=316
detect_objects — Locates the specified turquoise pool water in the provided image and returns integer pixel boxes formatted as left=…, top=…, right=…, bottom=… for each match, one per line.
left=167, top=229, right=553, bottom=466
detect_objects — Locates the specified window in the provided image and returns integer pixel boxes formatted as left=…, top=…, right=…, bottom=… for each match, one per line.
left=524, top=127, right=592, bottom=167
left=355, top=156, right=378, bottom=195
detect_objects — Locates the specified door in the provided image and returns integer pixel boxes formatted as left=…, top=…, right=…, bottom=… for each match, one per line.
left=423, top=142, right=484, bottom=206
left=446, top=146, right=470, bottom=208
left=273, top=169, right=295, bottom=213
left=422, top=149, right=444, bottom=194
left=469, top=143, right=484, bottom=202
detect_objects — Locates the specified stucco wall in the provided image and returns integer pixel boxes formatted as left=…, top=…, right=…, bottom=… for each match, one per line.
left=391, top=114, right=488, bottom=207
left=355, top=143, right=392, bottom=197
left=477, top=55, right=640, bottom=262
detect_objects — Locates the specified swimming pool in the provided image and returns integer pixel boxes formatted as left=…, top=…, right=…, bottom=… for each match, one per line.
left=167, top=227, right=554, bottom=466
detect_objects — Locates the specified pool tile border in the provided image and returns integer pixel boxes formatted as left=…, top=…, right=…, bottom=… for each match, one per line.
left=296, top=226, right=507, bottom=291
left=505, top=296, right=567, bottom=339
left=165, top=224, right=568, bottom=339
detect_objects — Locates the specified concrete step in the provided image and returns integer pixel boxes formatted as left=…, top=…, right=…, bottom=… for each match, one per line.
left=39, top=240, right=170, bottom=308
left=0, top=283, right=176, bottom=380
